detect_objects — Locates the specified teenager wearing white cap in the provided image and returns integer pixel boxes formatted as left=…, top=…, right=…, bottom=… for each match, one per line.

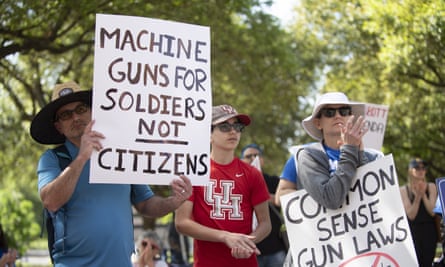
left=175, top=104, right=271, bottom=267
left=30, top=81, right=192, bottom=267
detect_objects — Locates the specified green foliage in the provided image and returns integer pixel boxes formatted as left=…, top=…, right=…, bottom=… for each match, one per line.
left=5, top=0, right=444, bottom=255
left=0, top=188, right=41, bottom=255
left=295, top=0, right=445, bottom=183
left=0, top=0, right=309, bottom=251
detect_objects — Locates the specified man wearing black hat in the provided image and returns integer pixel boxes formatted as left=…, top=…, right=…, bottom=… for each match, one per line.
left=30, top=81, right=192, bottom=267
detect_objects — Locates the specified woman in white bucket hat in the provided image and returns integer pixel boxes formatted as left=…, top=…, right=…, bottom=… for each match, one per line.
left=278, top=92, right=383, bottom=267
left=296, top=92, right=382, bottom=209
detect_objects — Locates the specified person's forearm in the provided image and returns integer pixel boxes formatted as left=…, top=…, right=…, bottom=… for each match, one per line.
left=275, top=179, right=298, bottom=206
left=298, top=146, right=358, bottom=209
left=40, top=155, right=88, bottom=212
left=275, top=188, right=297, bottom=206
left=422, top=194, right=436, bottom=216
left=250, top=221, right=271, bottom=244
left=176, top=217, right=228, bottom=243
left=301, top=164, right=352, bottom=209
left=406, top=196, right=422, bottom=220
left=139, top=195, right=184, bottom=218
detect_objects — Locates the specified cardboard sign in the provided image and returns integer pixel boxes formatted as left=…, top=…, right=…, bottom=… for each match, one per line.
left=280, top=155, right=417, bottom=267
left=362, top=103, right=389, bottom=151
left=90, top=14, right=211, bottom=185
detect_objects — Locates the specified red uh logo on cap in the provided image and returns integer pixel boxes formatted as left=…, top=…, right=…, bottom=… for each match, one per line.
left=221, top=105, right=236, bottom=114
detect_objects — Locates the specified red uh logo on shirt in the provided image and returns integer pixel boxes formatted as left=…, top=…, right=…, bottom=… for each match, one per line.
left=205, top=180, right=243, bottom=220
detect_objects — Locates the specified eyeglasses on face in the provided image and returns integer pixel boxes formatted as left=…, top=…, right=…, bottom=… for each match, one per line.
left=243, top=153, right=260, bottom=160
left=318, top=106, right=352, bottom=118
left=414, top=166, right=426, bottom=171
left=55, top=103, right=89, bottom=121
left=213, top=122, right=245, bottom=133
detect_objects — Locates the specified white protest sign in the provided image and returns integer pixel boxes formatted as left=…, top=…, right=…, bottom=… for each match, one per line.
left=90, top=14, right=211, bottom=185
left=250, top=156, right=262, bottom=230
left=280, top=154, right=417, bottom=267
left=363, top=103, right=389, bottom=151
left=250, top=156, right=262, bottom=172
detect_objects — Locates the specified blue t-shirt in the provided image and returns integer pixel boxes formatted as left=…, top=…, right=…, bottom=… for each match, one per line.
left=280, top=155, right=298, bottom=183
left=37, top=141, right=153, bottom=267
left=280, top=143, right=339, bottom=184
left=324, top=145, right=340, bottom=174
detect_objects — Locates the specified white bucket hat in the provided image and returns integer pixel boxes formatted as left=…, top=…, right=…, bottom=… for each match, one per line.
left=302, top=92, right=365, bottom=140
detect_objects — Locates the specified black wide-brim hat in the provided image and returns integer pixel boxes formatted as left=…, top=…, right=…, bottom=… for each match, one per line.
left=30, top=81, right=92, bottom=145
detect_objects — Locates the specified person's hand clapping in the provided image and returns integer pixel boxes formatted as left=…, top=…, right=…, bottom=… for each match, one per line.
left=338, top=115, right=368, bottom=149
left=413, top=180, right=427, bottom=198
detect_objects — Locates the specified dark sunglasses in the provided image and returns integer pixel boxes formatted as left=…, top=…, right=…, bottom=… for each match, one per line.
left=318, top=106, right=352, bottom=118
left=414, top=166, right=426, bottom=171
left=55, top=103, right=89, bottom=121
left=141, top=240, right=158, bottom=250
left=243, top=153, right=260, bottom=160
left=213, top=122, right=245, bottom=133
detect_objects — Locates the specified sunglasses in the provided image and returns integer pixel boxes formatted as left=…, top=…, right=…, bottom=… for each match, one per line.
left=414, top=166, right=426, bottom=171
left=213, top=122, right=245, bottom=133
left=243, top=153, right=260, bottom=160
left=141, top=240, right=158, bottom=250
left=55, top=103, right=89, bottom=121
left=318, top=106, right=352, bottom=118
